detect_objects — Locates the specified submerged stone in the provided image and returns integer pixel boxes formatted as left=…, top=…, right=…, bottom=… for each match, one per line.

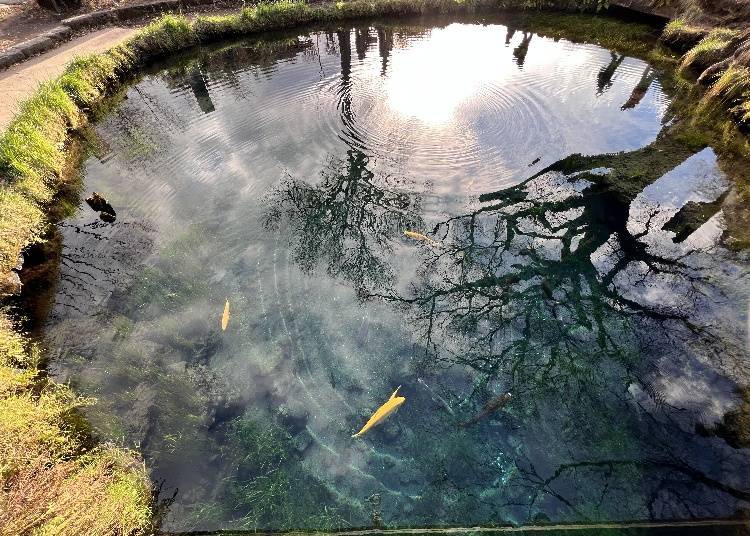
left=86, top=192, right=116, bottom=217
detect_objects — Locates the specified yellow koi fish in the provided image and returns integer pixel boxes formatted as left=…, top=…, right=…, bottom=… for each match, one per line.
left=221, top=299, right=230, bottom=331
left=352, top=386, right=406, bottom=438
left=404, top=230, right=440, bottom=246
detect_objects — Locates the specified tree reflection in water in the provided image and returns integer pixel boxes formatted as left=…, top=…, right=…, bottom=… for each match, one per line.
left=264, top=119, right=750, bottom=519
left=265, top=149, right=423, bottom=295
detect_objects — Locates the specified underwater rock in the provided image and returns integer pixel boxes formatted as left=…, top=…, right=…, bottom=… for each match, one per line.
left=278, top=403, right=309, bottom=435
left=123, top=383, right=158, bottom=444
left=0, top=271, right=22, bottom=296
left=86, top=192, right=117, bottom=218
left=293, top=431, right=313, bottom=454
left=208, top=399, right=246, bottom=432
left=167, top=361, right=187, bottom=373
left=458, top=392, right=512, bottom=428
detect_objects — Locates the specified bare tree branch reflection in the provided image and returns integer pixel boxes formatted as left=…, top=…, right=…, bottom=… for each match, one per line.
left=264, top=121, right=750, bottom=520
left=265, top=150, right=422, bottom=295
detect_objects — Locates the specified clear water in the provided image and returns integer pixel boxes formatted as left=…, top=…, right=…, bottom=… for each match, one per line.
left=42, top=16, right=750, bottom=532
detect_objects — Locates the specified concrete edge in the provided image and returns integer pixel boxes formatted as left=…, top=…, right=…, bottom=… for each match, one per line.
left=0, top=0, right=224, bottom=72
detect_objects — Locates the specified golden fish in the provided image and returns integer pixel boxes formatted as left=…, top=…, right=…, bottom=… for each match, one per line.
left=352, top=386, right=406, bottom=438
left=403, top=230, right=439, bottom=245
left=221, top=299, right=230, bottom=331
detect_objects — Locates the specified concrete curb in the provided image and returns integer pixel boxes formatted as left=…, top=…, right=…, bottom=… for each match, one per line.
left=0, top=0, right=222, bottom=71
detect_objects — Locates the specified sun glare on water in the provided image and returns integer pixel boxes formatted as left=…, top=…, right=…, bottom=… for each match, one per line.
left=385, top=24, right=513, bottom=125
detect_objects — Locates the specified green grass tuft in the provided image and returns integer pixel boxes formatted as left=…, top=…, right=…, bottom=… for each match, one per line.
left=0, top=313, right=153, bottom=536
left=127, top=13, right=198, bottom=61
left=680, top=28, right=740, bottom=74
left=661, top=19, right=708, bottom=52
left=705, top=65, right=750, bottom=128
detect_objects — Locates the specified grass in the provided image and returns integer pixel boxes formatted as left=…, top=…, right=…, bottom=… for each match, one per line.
left=660, top=16, right=750, bottom=133
left=660, top=18, right=708, bottom=52
left=0, top=313, right=153, bottom=535
left=680, top=27, right=740, bottom=73
left=705, top=64, right=750, bottom=128
left=0, top=0, right=742, bottom=533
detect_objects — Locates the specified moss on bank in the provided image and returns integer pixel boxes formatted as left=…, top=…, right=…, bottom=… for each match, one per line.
left=660, top=16, right=750, bottom=132
left=680, top=27, right=742, bottom=73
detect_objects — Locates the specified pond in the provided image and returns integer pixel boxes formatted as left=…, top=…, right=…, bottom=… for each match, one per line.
left=38, top=13, right=750, bottom=533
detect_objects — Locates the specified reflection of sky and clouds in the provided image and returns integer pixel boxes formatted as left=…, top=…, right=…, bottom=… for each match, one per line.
left=43, top=18, right=750, bottom=533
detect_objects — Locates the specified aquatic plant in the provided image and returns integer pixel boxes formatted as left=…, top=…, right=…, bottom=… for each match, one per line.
left=223, top=416, right=359, bottom=530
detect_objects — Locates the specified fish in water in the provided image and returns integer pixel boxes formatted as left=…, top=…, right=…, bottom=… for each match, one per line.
left=221, top=299, right=230, bottom=331
left=404, top=230, right=440, bottom=246
left=352, top=386, right=406, bottom=438
left=458, top=392, right=512, bottom=428
left=541, top=278, right=556, bottom=302
left=417, top=377, right=455, bottom=416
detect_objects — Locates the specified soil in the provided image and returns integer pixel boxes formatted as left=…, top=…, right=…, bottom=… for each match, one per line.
left=0, top=0, right=240, bottom=53
left=695, top=0, right=750, bottom=28
left=0, top=0, right=146, bottom=52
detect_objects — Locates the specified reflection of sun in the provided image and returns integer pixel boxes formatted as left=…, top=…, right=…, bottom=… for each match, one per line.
left=385, top=24, right=513, bottom=125
left=383, top=24, right=597, bottom=126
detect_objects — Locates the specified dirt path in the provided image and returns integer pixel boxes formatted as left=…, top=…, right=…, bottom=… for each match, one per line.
left=0, top=0, right=154, bottom=53
left=0, top=25, right=136, bottom=130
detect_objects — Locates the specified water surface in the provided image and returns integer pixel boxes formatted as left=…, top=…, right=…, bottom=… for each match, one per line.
left=42, top=16, right=750, bottom=532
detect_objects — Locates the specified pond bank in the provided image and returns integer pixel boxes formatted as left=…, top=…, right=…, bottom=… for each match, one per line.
left=0, top=26, right=137, bottom=131
left=0, top=0, right=749, bottom=534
